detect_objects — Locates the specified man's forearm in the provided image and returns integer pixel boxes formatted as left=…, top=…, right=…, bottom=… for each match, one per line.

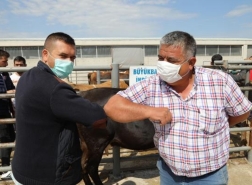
left=104, top=94, right=150, bottom=123
left=104, top=94, right=172, bottom=125
left=229, top=112, right=250, bottom=127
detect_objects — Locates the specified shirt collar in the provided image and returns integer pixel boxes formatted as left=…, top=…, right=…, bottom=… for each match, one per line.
left=37, top=61, right=55, bottom=76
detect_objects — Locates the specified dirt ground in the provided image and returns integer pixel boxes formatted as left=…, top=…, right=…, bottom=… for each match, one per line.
left=76, top=129, right=252, bottom=185
left=1, top=154, right=252, bottom=185
left=1, top=131, right=252, bottom=185
left=1, top=158, right=252, bottom=185
left=75, top=148, right=252, bottom=185
left=75, top=158, right=252, bottom=185
left=100, top=157, right=252, bottom=185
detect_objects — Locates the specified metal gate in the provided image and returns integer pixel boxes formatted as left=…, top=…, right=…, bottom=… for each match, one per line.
left=0, top=62, right=252, bottom=178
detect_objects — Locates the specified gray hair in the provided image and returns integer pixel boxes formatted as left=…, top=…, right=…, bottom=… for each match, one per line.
left=160, top=31, right=196, bottom=58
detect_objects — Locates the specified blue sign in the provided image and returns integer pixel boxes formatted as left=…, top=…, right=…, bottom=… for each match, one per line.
left=129, top=66, right=157, bottom=86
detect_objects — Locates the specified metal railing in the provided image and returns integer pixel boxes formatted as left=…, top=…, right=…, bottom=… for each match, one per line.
left=1, top=62, right=252, bottom=176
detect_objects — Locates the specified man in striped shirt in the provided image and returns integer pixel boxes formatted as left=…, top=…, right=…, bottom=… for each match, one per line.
left=104, top=31, right=252, bottom=185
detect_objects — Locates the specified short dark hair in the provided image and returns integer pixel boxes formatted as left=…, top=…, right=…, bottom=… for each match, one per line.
left=44, top=32, right=75, bottom=51
left=211, top=54, right=223, bottom=65
left=211, top=54, right=223, bottom=63
left=0, top=49, right=10, bottom=58
left=14, top=56, right=26, bottom=65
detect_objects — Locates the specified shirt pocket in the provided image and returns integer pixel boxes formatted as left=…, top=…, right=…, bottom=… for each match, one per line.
left=199, top=108, right=222, bottom=135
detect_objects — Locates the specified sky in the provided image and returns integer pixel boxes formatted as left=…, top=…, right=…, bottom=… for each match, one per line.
left=0, top=0, right=252, bottom=39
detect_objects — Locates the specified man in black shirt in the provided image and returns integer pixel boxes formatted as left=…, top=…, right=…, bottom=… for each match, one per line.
left=12, top=32, right=107, bottom=185
left=0, top=50, right=15, bottom=170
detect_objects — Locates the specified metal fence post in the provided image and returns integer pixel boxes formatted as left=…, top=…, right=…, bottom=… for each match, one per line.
left=111, top=64, right=121, bottom=178
left=97, top=70, right=101, bottom=84
left=248, top=120, right=252, bottom=163
left=248, top=128, right=252, bottom=162
left=111, top=64, right=119, bottom=88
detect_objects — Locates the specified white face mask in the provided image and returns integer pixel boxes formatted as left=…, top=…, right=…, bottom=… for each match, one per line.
left=157, top=59, right=189, bottom=83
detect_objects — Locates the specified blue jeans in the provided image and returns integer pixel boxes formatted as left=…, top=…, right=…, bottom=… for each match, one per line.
left=156, top=157, right=228, bottom=185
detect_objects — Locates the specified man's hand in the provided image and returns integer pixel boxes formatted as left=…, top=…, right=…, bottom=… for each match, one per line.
left=148, top=107, right=172, bottom=125
left=92, top=118, right=107, bottom=129
left=7, top=90, right=15, bottom=94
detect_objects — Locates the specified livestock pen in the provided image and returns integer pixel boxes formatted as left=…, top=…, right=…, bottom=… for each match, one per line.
left=1, top=63, right=252, bottom=184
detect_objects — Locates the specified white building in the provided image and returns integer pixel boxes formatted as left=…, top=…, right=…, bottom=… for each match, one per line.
left=1, top=38, right=252, bottom=84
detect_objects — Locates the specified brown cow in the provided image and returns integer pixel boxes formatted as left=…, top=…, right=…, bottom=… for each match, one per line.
left=88, top=70, right=129, bottom=85
left=59, top=80, right=128, bottom=170
left=77, top=88, right=155, bottom=185
left=66, top=80, right=128, bottom=91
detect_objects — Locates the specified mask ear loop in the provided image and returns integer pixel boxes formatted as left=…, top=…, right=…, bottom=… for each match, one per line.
left=179, top=58, right=191, bottom=77
left=47, top=50, right=55, bottom=60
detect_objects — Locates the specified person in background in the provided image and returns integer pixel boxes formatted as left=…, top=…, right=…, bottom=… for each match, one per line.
left=0, top=50, right=16, bottom=180
left=211, top=53, right=247, bottom=86
left=104, top=31, right=252, bottom=185
left=11, top=32, right=107, bottom=185
left=248, top=56, right=252, bottom=83
left=10, top=56, right=27, bottom=111
left=211, top=53, right=223, bottom=66
left=247, top=56, right=252, bottom=121
left=10, top=56, right=27, bottom=87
